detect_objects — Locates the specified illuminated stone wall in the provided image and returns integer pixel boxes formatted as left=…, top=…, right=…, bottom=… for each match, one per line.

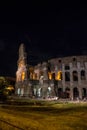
left=30, top=55, right=87, bottom=99
left=15, top=44, right=87, bottom=100
left=47, top=55, right=87, bottom=100
left=15, top=44, right=29, bottom=96
left=16, top=43, right=27, bottom=82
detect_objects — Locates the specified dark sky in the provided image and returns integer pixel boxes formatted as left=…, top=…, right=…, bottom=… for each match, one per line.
left=0, top=3, right=87, bottom=77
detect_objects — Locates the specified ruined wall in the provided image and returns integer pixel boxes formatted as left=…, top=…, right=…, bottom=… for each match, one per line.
left=15, top=44, right=87, bottom=100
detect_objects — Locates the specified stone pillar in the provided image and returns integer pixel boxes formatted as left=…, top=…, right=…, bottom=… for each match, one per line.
left=34, top=66, right=40, bottom=80
left=62, top=64, right=65, bottom=92
left=42, top=62, right=48, bottom=80
left=85, top=62, right=87, bottom=81
left=42, top=83, right=48, bottom=98
left=77, top=63, right=82, bottom=99
left=51, top=80, right=56, bottom=97
left=78, top=70, right=81, bottom=86
left=37, top=63, right=41, bottom=79
left=70, top=87, right=73, bottom=100
left=24, top=67, right=28, bottom=80
left=15, top=83, right=18, bottom=95
left=70, top=63, right=73, bottom=100
left=43, top=67, right=48, bottom=80
left=79, top=87, right=82, bottom=100
left=70, top=63, right=73, bottom=85
left=28, top=82, right=33, bottom=97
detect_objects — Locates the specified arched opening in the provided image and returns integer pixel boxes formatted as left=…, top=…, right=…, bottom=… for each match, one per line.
left=17, top=88, right=21, bottom=95
left=82, top=88, right=86, bottom=99
left=21, top=88, right=24, bottom=96
left=37, top=88, right=42, bottom=98
left=47, top=86, right=52, bottom=97
left=65, top=65, right=70, bottom=70
left=52, top=73, right=55, bottom=80
left=29, top=67, right=34, bottom=79
left=58, top=88, right=63, bottom=98
left=22, top=72, right=25, bottom=81
left=33, top=73, right=37, bottom=80
left=33, top=88, right=37, bottom=96
left=56, top=71, right=62, bottom=80
left=65, top=72, right=70, bottom=81
left=48, top=72, right=52, bottom=80
left=65, top=87, right=70, bottom=98
left=73, top=57, right=76, bottom=61
left=73, top=71, right=78, bottom=81
left=73, top=87, right=79, bottom=99
left=81, top=70, right=85, bottom=80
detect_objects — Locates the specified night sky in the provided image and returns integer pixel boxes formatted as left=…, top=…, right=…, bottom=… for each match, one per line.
left=0, top=3, right=87, bottom=77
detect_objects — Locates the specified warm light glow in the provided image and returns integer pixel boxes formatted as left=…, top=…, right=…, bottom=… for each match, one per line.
left=56, top=71, right=62, bottom=80
left=29, top=67, right=34, bottom=79
left=33, top=73, right=35, bottom=79
left=29, top=67, right=34, bottom=72
left=19, top=60, right=25, bottom=67
left=6, top=85, right=14, bottom=90
left=33, top=73, right=37, bottom=80
left=30, top=72, right=33, bottom=79
left=48, top=72, right=52, bottom=80
left=22, top=72, right=25, bottom=80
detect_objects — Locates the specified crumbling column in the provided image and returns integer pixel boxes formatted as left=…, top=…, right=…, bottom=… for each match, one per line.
left=42, top=62, right=48, bottom=80
left=85, top=62, right=87, bottom=81
left=62, top=64, right=65, bottom=92
left=78, top=70, right=81, bottom=86
left=79, top=87, right=82, bottom=100
left=70, top=87, right=73, bottom=100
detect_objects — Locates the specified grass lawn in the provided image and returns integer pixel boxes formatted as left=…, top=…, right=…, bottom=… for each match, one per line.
left=0, top=100, right=87, bottom=130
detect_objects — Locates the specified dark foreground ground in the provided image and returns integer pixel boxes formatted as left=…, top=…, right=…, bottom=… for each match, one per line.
left=0, top=100, right=87, bottom=130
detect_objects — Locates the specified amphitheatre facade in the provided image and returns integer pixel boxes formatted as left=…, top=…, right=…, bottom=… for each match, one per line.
left=15, top=43, right=87, bottom=100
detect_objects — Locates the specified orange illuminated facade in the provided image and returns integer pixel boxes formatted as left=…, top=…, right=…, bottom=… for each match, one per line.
left=56, top=71, right=62, bottom=80
left=15, top=43, right=87, bottom=100
left=48, top=72, right=52, bottom=80
left=22, top=72, right=25, bottom=81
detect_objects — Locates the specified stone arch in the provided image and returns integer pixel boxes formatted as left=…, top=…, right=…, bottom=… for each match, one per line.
left=56, top=71, right=62, bottom=80
left=52, top=73, right=55, bottom=80
left=73, top=87, right=79, bottom=99
left=82, top=88, right=86, bottom=99
left=21, top=88, right=24, bottom=96
left=65, top=87, right=70, bottom=98
left=47, top=86, right=52, bottom=97
left=58, top=88, right=63, bottom=98
left=73, top=71, right=78, bottom=81
left=37, top=87, right=42, bottom=98
left=17, top=88, right=21, bottom=95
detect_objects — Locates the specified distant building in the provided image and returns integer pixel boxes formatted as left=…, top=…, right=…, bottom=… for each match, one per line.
left=15, top=43, right=87, bottom=100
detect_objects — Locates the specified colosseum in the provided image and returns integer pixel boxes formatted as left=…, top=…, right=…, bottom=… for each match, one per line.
left=15, top=43, right=87, bottom=100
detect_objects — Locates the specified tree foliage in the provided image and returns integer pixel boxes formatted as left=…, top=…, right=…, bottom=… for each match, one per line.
left=0, top=77, right=14, bottom=101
